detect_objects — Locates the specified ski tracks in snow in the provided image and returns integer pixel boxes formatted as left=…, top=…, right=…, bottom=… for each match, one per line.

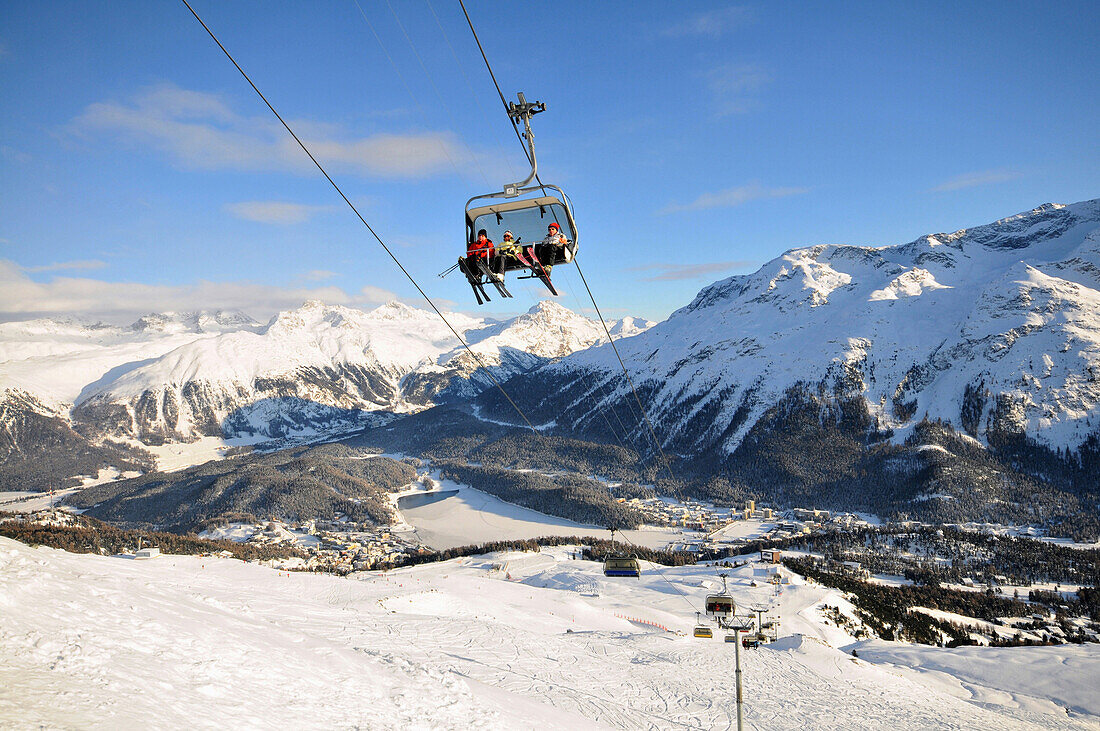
left=2, top=542, right=1096, bottom=730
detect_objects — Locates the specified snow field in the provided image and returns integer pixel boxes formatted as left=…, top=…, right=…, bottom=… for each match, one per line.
left=395, top=477, right=681, bottom=550
left=2, top=538, right=1097, bottom=729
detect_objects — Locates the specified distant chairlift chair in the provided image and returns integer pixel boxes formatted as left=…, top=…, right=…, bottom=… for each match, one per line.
left=602, top=528, right=641, bottom=578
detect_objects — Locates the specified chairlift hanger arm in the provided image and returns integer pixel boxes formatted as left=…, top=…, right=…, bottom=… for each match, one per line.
left=503, top=92, right=545, bottom=197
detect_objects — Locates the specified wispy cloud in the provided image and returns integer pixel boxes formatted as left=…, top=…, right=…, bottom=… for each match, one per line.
left=225, top=201, right=333, bottom=225
left=707, top=63, right=772, bottom=115
left=930, top=168, right=1023, bottom=192
left=299, top=269, right=339, bottom=282
left=0, top=259, right=400, bottom=324
left=661, top=7, right=753, bottom=37
left=23, top=260, right=108, bottom=273
left=0, top=145, right=31, bottom=164
left=630, top=260, right=756, bottom=282
left=660, top=182, right=808, bottom=215
left=71, top=83, right=470, bottom=179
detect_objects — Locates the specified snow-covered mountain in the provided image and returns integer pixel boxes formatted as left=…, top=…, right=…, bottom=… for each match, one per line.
left=0, top=300, right=651, bottom=449
left=129, top=309, right=261, bottom=335
left=496, top=200, right=1100, bottom=459
left=0, top=310, right=259, bottom=407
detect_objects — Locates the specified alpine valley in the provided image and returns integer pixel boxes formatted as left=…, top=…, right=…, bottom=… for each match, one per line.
left=0, top=300, right=651, bottom=487
left=2, top=199, right=1099, bottom=537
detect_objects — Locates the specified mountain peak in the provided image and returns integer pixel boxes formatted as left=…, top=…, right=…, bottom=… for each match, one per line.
left=369, top=300, right=424, bottom=320
left=129, top=310, right=257, bottom=334
left=526, top=300, right=572, bottom=316
left=264, top=301, right=360, bottom=335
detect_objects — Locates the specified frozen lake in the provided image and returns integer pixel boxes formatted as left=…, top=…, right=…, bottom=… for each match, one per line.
left=396, top=478, right=680, bottom=551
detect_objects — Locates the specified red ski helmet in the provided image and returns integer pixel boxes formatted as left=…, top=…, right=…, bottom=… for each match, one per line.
left=548, top=222, right=560, bottom=230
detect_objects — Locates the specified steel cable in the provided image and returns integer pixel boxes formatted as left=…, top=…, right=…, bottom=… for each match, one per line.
left=180, top=0, right=540, bottom=436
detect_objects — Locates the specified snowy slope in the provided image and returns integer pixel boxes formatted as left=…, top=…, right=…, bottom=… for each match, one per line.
left=526, top=199, right=1100, bottom=454
left=1, top=536, right=1095, bottom=729
left=429, top=301, right=630, bottom=398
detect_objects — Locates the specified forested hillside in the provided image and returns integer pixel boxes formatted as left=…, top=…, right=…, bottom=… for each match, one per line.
left=64, top=444, right=416, bottom=532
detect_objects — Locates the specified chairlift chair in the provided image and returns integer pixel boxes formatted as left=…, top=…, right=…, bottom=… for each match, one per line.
left=601, top=529, right=640, bottom=578
left=693, top=612, right=713, bottom=639
left=454, top=93, right=579, bottom=303
left=603, top=555, right=641, bottom=578
left=705, top=575, right=735, bottom=623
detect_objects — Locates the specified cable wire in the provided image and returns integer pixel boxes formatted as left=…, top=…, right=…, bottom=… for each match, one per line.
left=180, top=0, right=539, bottom=436
left=615, top=530, right=702, bottom=615
left=351, top=0, right=470, bottom=183
left=380, top=0, right=494, bottom=188
left=455, top=0, right=677, bottom=484
left=572, top=259, right=677, bottom=484
left=424, top=0, right=518, bottom=183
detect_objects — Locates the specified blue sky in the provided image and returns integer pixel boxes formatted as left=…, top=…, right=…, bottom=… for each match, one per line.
left=1, top=1, right=1097, bottom=324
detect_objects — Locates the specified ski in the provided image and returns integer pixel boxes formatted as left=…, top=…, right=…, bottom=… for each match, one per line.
left=458, top=258, right=491, bottom=304
left=527, top=252, right=560, bottom=296
left=513, top=245, right=535, bottom=267
left=475, top=258, right=512, bottom=298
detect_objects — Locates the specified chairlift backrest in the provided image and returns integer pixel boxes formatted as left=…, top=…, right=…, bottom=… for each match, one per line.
left=465, top=189, right=578, bottom=253
left=704, top=593, right=735, bottom=618
left=603, top=555, right=641, bottom=578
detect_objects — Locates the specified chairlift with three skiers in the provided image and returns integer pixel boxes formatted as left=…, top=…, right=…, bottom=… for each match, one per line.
left=444, top=93, right=579, bottom=305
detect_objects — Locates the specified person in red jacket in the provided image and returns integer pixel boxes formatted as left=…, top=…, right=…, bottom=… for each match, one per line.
left=463, top=228, right=501, bottom=281
left=468, top=228, right=493, bottom=259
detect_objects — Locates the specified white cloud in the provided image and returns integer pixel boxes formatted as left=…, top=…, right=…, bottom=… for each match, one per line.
left=706, top=63, right=772, bottom=115
left=225, top=201, right=333, bottom=224
left=72, top=83, right=470, bottom=179
left=662, top=6, right=753, bottom=37
left=931, top=169, right=1023, bottom=192
left=629, top=260, right=756, bottom=281
left=23, top=260, right=108, bottom=273
left=359, top=285, right=401, bottom=303
left=660, top=182, right=808, bottom=214
left=0, top=260, right=400, bottom=324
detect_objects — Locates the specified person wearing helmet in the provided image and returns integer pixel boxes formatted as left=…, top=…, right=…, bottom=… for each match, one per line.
left=536, top=221, right=568, bottom=272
